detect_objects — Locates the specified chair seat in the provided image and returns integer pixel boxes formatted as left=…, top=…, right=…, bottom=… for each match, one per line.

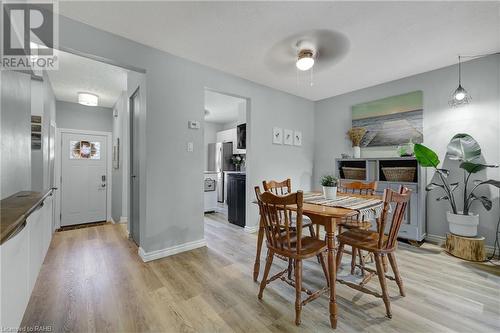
left=272, top=236, right=326, bottom=258
left=340, top=220, right=372, bottom=230
left=337, top=229, right=389, bottom=252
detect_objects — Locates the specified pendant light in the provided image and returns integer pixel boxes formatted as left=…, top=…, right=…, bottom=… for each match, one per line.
left=449, top=55, right=471, bottom=107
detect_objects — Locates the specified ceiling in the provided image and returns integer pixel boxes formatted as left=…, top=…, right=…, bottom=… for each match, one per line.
left=47, top=49, right=128, bottom=108
left=204, top=90, right=245, bottom=124
left=59, top=1, right=500, bottom=101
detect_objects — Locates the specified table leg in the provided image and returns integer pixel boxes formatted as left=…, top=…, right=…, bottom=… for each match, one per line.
left=253, top=217, right=265, bottom=282
left=326, top=217, right=338, bottom=329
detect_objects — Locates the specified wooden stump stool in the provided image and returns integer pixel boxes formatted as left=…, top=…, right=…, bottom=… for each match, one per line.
left=445, top=233, right=486, bottom=262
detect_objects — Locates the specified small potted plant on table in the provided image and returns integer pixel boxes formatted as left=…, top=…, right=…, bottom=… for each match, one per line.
left=321, top=175, right=338, bottom=200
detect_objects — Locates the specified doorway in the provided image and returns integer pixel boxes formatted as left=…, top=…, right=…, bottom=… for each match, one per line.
left=129, top=88, right=141, bottom=245
left=59, top=129, right=112, bottom=226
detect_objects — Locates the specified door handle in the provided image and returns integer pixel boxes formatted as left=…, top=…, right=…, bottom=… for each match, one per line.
left=131, top=175, right=137, bottom=178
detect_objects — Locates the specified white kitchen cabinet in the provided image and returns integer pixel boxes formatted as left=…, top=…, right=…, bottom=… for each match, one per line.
left=216, top=127, right=246, bottom=155
left=1, top=218, right=30, bottom=329
left=0, top=193, right=54, bottom=330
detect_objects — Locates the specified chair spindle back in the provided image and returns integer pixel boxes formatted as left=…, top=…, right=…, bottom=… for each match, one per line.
left=377, top=186, right=412, bottom=250
left=254, top=187, right=303, bottom=254
left=339, top=181, right=378, bottom=195
left=263, top=179, right=292, bottom=196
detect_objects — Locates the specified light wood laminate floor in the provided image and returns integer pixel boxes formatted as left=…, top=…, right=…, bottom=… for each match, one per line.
left=21, top=213, right=500, bottom=332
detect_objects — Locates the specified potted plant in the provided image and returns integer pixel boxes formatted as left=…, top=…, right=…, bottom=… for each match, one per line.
left=321, top=175, right=338, bottom=200
left=347, top=127, right=366, bottom=158
left=231, top=155, right=244, bottom=171
left=414, top=134, right=499, bottom=237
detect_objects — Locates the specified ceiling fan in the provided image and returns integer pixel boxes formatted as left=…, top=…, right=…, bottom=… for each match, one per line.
left=265, top=29, right=349, bottom=76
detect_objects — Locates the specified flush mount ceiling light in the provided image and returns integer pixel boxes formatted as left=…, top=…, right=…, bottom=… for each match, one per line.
left=449, top=56, right=471, bottom=108
left=78, top=92, right=99, bottom=106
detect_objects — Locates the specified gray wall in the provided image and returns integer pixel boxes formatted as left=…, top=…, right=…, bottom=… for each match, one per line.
left=56, top=100, right=113, bottom=132
left=313, top=54, right=500, bottom=245
left=1, top=71, right=32, bottom=199
left=58, top=15, right=315, bottom=253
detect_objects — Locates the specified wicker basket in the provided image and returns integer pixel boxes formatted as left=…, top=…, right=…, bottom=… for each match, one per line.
left=342, top=167, right=366, bottom=180
left=382, top=167, right=416, bottom=182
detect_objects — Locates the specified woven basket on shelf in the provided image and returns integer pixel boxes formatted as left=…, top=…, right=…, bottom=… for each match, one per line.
left=382, top=167, right=416, bottom=182
left=342, top=167, right=366, bottom=180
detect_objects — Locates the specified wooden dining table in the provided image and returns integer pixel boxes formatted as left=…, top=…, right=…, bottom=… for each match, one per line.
left=252, top=192, right=380, bottom=329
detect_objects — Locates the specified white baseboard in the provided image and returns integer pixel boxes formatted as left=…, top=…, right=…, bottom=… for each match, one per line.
left=138, top=238, right=207, bottom=262
left=244, top=225, right=259, bottom=233
left=425, top=233, right=497, bottom=257
left=119, top=216, right=128, bottom=224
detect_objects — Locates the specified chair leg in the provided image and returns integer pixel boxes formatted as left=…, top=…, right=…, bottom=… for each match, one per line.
left=288, top=258, right=293, bottom=280
left=358, top=249, right=365, bottom=276
left=335, top=243, right=345, bottom=273
left=382, top=254, right=389, bottom=273
left=308, top=224, right=316, bottom=238
left=388, top=252, right=405, bottom=297
left=350, top=246, right=357, bottom=275
left=258, top=250, right=274, bottom=299
left=374, top=253, right=392, bottom=318
left=318, top=252, right=329, bottom=287
left=294, top=259, right=303, bottom=326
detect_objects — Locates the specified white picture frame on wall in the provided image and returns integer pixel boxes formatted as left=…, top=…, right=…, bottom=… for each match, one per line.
left=284, top=129, right=293, bottom=145
left=294, top=131, right=302, bottom=146
left=273, top=127, right=283, bottom=144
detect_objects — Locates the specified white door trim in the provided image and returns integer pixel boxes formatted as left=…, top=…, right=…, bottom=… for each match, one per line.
left=55, top=128, right=113, bottom=229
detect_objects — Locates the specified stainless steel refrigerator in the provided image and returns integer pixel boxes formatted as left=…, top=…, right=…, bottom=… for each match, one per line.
left=207, top=142, right=234, bottom=203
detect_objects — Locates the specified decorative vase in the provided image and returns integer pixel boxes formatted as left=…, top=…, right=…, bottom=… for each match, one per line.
left=353, top=146, right=361, bottom=158
left=322, top=186, right=337, bottom=200
left=446, top=211, right=479, bottom=237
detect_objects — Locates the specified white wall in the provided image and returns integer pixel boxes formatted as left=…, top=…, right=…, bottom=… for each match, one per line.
left=58, top=14, right=315, bottom=254
left=203, top=121, right=223, bottom=170
left=314, top=54, right=500, bottom=246
left=56, top=101, right=113, bottom=132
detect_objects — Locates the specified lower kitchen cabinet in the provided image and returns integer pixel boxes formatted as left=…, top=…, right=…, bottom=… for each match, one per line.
left=227, top=173, right=246, bottom=227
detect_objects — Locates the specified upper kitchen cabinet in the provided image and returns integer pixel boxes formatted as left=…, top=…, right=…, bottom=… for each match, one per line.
left=216, top=126, right=246, bottom=155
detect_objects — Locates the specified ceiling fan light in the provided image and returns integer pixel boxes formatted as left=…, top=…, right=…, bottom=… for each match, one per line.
left=78, top=92, right=99, bottom=106
left=296, top=49, right=314, bottom=71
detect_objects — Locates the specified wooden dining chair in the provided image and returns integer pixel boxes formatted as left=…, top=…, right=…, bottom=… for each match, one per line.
left=263, top=179, right=316, bottom=238
left=261, top=179, right=317, bottom=278
left=254, top=187, right=329, bottom=326
left=335, top=186, right=411, bottom=319
left=338, top=180, right=378, bottom=274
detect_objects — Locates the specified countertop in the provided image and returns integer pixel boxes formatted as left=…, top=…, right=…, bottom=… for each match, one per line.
left=224, top=171, right=246, bottom=174
left=0, top=189, right=53, bottom=245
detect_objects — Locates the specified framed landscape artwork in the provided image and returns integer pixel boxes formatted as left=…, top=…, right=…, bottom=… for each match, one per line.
left=352, top=91, right=423, bottom=147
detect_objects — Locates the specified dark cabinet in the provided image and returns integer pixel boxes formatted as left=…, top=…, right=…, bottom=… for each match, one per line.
left=227, top=173, right=246, bottom=227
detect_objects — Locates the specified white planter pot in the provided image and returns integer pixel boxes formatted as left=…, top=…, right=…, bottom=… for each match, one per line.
left=322, top=186, right=337, bottom=200
left=353, top=146, right=361, bottom=158
left=446, top=211, right=479, bottom=237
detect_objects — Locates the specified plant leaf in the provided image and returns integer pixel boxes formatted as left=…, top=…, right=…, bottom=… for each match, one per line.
left=436, top=195, right=449, bottom=201
left=414, top=144, right=440, bottom=168
left=437, top=169, right=450, bottom=178
left=471, top=194, right=493, bottom=211
left=450, top=182, right=459, bottom=192
left=426, top=183, right=444, bottom=191
left=460, top=162, right=499, bottom=173
left=446, top=133, right=481, bottom=162
left=477, top=179, right=500, bottom=189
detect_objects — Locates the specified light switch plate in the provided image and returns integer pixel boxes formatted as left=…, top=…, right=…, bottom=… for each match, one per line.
left=187, top=142, right=194, bottom=152
left=188, top=121, right=200, bottom=129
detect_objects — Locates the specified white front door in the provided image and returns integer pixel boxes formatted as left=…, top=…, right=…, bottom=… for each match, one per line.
left=61, top=132, right=107, bottom=226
